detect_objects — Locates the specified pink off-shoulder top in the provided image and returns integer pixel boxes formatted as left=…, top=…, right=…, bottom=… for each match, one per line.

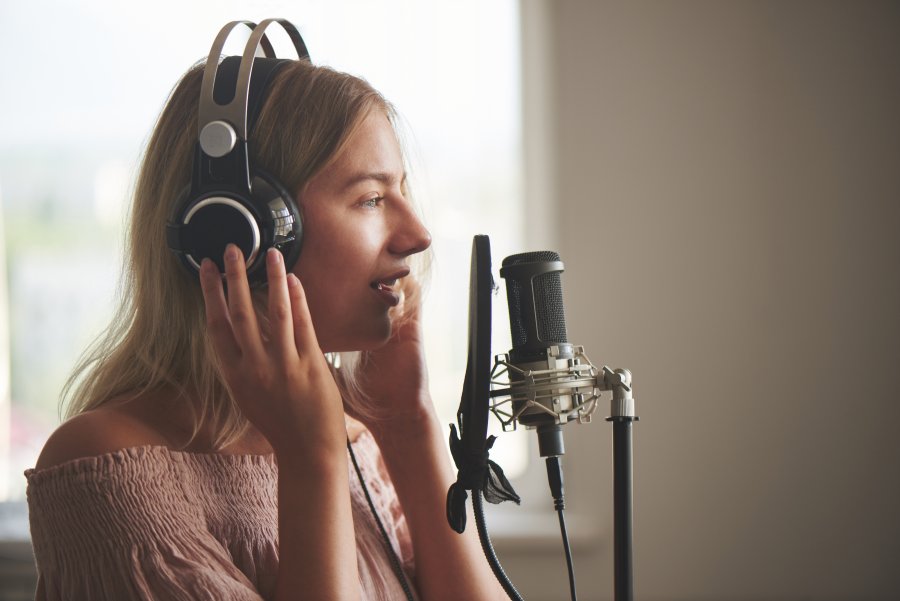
left=25, top=431, right=416, bottom=600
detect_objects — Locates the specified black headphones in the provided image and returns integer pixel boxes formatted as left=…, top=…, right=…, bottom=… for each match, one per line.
left=166, top=19, right=310, bottom=287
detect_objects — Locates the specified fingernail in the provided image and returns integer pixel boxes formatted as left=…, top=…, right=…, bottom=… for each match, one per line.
left=225, top=244, right=239, bottom=262
left=287, top=273, right=300, bottom=288
left=267, top=248, right=281, bottom=265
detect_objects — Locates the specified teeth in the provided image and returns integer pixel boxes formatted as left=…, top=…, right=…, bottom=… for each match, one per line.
left=372, top=279, right=398, bottom=290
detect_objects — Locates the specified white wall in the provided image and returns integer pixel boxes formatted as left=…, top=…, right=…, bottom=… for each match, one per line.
left=499, top=1, right=900, bottom=600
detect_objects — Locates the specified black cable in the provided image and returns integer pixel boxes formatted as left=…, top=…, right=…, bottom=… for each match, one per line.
left=347, top=438, right=416, bottom=601
left=556, top=506, right=578, bottom=601
left=472, top=492, right=525, bottom=601
left=546, top=456, right=578, bottom=601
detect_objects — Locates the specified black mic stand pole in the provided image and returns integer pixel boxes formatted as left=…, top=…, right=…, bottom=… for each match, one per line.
left=604, top=368, right=637, bottom=601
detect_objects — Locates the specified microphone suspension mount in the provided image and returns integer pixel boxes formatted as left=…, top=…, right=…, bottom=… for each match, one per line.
left=488, top=346, right=635, bottom=430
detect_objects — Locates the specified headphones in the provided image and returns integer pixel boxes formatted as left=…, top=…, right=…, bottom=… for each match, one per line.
left=166, top=19, right=310, bottom=287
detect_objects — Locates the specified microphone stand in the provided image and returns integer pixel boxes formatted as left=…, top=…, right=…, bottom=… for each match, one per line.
left=491, top=359, right=637, bottom=601
left=604, top=369, right=637, bottom=601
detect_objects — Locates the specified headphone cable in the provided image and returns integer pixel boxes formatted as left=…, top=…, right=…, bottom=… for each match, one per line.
left=347, top=438, right=417, bottom=601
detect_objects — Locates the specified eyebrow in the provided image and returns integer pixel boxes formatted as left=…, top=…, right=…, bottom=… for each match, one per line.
left=341, top=171, right=407, bottom=192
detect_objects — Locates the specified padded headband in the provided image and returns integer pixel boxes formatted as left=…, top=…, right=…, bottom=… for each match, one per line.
left=213, top=56, right=290, bottom=133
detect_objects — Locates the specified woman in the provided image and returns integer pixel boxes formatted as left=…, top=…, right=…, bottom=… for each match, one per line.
left=25, top=26, right=503, bottom=601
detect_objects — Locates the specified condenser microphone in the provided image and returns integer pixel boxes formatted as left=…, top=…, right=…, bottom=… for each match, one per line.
left=492, top=249, right=638, bottom=601
left=501, top=250, right=570, bottom=372
left=493, top=251, right=602, bottom=457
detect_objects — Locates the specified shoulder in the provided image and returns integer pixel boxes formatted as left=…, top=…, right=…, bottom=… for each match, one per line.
left=345, top=415, right=368, bottom=443
left=35, top=405, right=171, bottom=471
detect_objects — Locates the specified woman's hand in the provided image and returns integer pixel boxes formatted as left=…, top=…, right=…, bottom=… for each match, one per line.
left=202, top=245, right=361, bottom=600
left=199, top=244, right=346, bottom=455
left=356, top=277, right=435, bottom=437
left=355, top=277, right=509, bottom=601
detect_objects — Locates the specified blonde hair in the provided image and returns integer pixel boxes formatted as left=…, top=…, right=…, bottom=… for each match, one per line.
left=62, top=59, right=423, bottom=448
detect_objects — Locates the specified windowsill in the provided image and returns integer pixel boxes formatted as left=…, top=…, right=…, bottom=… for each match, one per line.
left=0, top=500, right=604, bottom=554
left=0, top=501, right=33, bottom=561
left=478, top=502, right=605, bottom=553
left=0, top=502, right=36, bottom=601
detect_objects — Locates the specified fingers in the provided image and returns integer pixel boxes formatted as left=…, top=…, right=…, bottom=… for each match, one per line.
left=265, top=248, right=298, bottom=361
left=223, top=244, right=264, bottom=358
left=202, top=245, right=319, bottom=371
left=392, top=276, right=423, bottom=333
left=199, top=258, right=240, bottom=365
left=286, top=272, right=320, bottom=353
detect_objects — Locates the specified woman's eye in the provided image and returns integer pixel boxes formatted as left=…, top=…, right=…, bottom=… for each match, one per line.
left=361, top=196, right=384, bottom=208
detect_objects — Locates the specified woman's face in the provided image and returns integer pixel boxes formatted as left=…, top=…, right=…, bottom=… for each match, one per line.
left=291, top=110, right=431, bottom=352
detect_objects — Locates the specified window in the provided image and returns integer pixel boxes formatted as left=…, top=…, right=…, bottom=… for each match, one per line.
left=0, top=1, right=525, bottom=500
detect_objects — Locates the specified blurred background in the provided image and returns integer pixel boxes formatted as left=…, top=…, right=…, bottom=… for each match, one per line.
left=1, top=1, right=899, bottom=600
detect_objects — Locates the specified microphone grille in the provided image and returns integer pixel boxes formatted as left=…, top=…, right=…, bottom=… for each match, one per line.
left=502, top=251, right=568, bottom=348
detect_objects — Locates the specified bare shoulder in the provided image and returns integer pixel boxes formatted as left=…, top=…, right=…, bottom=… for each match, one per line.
left=35, top=405, right=171, bottom=471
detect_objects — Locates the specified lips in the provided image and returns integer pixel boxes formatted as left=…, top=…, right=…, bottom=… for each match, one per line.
left=371, top=279, right=398, bottom=292
left=370, top=269, right=409, bottom=307
left=370, top=269, right=409, bottom=290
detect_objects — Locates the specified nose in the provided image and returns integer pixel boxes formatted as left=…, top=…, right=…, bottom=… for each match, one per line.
left=389, top=201, right=432, bottom=257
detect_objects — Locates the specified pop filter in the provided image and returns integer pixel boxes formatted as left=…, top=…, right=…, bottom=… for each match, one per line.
left=462, top=234, right=492, bottom=450
left=447, top=235, right=520, bottom=533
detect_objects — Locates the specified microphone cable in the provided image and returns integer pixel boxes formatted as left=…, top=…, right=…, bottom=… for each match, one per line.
left=546, top=456, right=578, bottom=601
left=471, top=459, right=579, bottom=601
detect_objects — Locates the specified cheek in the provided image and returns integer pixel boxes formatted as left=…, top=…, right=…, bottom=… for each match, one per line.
left=288, top=207, right=391, bottom=350
left=298, top=209, right=381, bottom=268
left=295, top=229, right=376, bottom=280
left=290, top=220, right=378, bottom=310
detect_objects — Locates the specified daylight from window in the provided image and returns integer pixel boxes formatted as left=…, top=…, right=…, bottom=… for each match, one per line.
left=0, top=0, right=525, bottom=500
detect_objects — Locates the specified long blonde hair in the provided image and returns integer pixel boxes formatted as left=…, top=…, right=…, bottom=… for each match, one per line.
left=62, top=58, right=418, bottom=448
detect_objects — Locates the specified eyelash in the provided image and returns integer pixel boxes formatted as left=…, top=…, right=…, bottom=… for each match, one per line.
left=361, top=196, right=384, bottom=208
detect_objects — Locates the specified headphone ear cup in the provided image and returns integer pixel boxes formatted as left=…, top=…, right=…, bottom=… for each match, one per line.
left=246, top=168, right=303, bottom=285
left=166, top=170, right=302, bottom=288
left=167, top=185, right=264, bottom=278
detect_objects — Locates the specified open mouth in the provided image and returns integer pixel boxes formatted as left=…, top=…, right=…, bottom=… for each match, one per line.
left=370, top=278, right=398, bottom=292
left=370, top=272, right=407, bottom=307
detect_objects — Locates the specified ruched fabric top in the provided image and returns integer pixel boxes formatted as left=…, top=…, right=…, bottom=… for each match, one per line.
left=24, top=431, right=416, bottom=601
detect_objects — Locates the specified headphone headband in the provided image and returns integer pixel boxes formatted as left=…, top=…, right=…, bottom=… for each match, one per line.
left=198, top=19, right=311, bottom=158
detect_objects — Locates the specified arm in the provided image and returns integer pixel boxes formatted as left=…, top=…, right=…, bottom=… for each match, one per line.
left=359, top=283, right=506, bottom=601
left=372, top=411, right=505, bottom=601
left=30, top=428, right=269, bottom=601
left=200, top=246, right=360, bottom=601
left=31, top=247, right=358, bottom=601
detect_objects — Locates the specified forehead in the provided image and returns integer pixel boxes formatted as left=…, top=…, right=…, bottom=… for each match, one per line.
left=313, top=111, right=404, bottom=190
